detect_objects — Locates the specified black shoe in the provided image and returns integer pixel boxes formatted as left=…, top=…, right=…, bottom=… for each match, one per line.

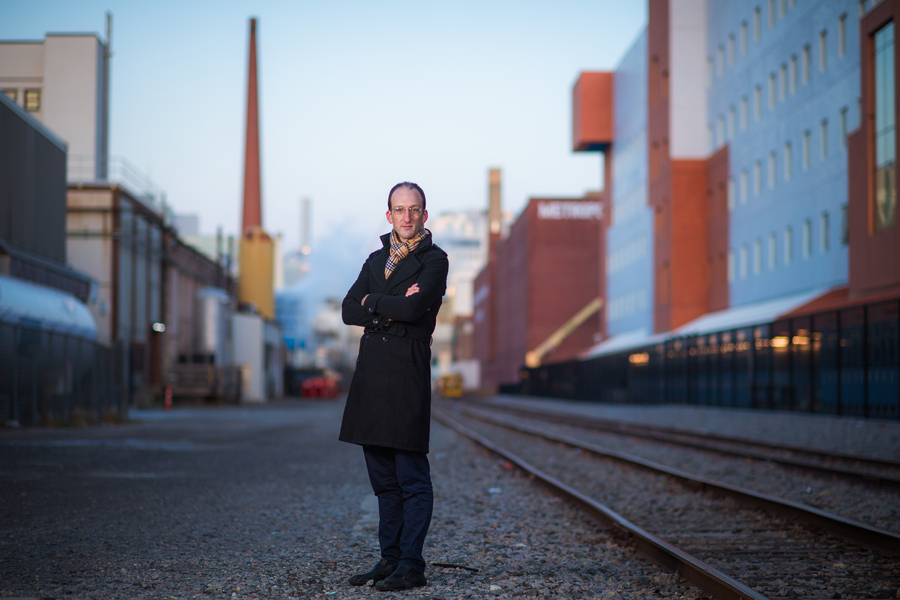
left=349, top=558, right=397, bottom=586
left=374, top=563, right=427, bottom=591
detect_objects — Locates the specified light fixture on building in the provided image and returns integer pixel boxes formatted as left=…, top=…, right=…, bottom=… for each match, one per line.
left=152, top=322, right=166, bottom=333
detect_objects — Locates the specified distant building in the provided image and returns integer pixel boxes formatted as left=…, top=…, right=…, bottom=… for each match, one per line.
left=574, top=0, right=900, bottom=348
left=474, top=195, right=605, bottom=392
left=0, top=31, right=109, bottom=181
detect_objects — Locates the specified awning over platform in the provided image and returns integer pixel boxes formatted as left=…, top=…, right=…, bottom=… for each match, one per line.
left=582, top=287, right=838, bottom=360
left=672, top=287, right=833, bottom=337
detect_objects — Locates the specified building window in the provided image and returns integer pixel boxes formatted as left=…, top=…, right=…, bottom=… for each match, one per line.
left=802, top=45, right=811, bottom=84
left=874, top=21, right=896, bottom=233
left=768, top=233, right=777, bottom=270
left=790, top=55, right=798, bottom=94
left=841, top=204, right=849, bottom=245
left=820, top=119, right=829, bottom=160
left=728, top=34, right=735, bottom=67
left=754, top=161, right=762, bottom=197
left=2, top=88, right=16, bottom=103
left=840, top=107, right=848, bottom=149
left=728, top=178, right=735, bottom=211
left=707, top=57, right=714, bottom=88
left=717, top=45, right=725, bottom=77
left=768, top=0, right=776, bottom=28
left=785, top=226, right=793, bottom=265
left=24, top=88, right=40, bottom=112
left=768, top=73, right=776, bottom=109
left=768, top=152, right=777, bottom=189
left=859, top=0, right=867, bottom=17
left=802, top=219, right=812, bottom=259
left=740, top=169, right=749, bottom=204
left=779, top=64, right=787, bottom=102
left=819, top=30, right=828, bottom=72
left=784, top=142, right=792, bottom=181
left=753, top=239, right=762, bottom=275
left=754, top=85, right=762, bottom=121
left=741, top=21, right=749, bottom=55
left=741, top=96, right=749, bottom=130
left=740, top=245, right=749, bottom=279
left=838, top=14, right=847, bottom=58
left=728, top=250, right=735, bottom=283
left=661, top=70, right=669, bottom=98
left=717, top=115, right=725, bottom=146
left=803, top=130, right=811, bottom=170
left=754, top=7, right=762, bottom=42
left=728, top=107, right=735, bottom=140
left=780, top=0, right=787, bottom=17
left=821, top=211, right=830, bottom=251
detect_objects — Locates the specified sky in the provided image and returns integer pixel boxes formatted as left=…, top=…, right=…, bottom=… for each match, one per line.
left=3, top=0, right=647, bottom=255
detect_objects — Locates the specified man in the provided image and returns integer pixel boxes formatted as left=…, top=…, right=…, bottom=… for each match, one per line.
left=340, top=182, right=449, bottom=591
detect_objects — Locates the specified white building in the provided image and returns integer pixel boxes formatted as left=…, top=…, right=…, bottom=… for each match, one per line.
left=0, top=32, right=109, bottom=181
left=429, top=209, right=512, bottom=317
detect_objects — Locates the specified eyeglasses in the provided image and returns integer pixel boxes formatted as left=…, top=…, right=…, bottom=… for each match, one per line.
left=390, top=206, right=424, bottom=217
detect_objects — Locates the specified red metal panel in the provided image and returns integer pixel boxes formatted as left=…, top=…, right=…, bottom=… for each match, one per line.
left=572, top=72, right=614, bottom=152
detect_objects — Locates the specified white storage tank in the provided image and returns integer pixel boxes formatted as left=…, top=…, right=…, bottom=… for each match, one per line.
left=194, top=287, right=231, bottom=365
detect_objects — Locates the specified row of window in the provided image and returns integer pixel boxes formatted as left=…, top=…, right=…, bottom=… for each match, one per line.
left=727, top=111, right=850, bottom=206
left=727, top=208, right=847, bottom=283
left=2, top=88, right=41, bottom=112
left=709, top=0, right=882, bottom=85
left=608, top=288, right=649, bottom=323
left=607, top=234, right=647, bottom=276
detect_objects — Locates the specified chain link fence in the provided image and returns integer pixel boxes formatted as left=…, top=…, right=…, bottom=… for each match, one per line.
left=0, top=320, right=128, bottom=427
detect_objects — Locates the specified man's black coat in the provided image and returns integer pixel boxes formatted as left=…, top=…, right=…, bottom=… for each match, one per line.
left=339, top=232, right=449, bottom=453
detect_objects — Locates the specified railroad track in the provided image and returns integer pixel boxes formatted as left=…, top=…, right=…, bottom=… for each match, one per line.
left=433, top=405, right=900, bottom=600
left=457, top=400, right=900, bottom=490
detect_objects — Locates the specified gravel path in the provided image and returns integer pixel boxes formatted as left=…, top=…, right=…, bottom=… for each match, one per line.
left=445, top=410, right=900, bottom=600
left=0, top=399, right=707, bottom=600
left=458, top=404, right=900, bottom=532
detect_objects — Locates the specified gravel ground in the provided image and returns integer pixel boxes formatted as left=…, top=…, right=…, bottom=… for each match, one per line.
left=484, top=396, right=900, bottom=462
left=446, top=410, right=900, bottom=600
left=457, top=405, right=900, bottom=532
left=0, top=398, right=708, bottom=600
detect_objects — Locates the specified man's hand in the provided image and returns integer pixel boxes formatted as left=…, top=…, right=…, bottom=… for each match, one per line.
left=361, top=294, right=369, bottom=306
left=405, top=283, right=420, bottom=297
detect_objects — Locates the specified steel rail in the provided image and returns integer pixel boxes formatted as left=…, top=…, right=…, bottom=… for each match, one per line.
left=452, top=404, right=900, bottom=555
left=432, top=409, right=768, bottom=600
left=467, top=401, right=900, bottom=488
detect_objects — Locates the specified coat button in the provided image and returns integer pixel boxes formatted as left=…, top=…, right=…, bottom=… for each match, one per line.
left=382, top=337, right=388, bottom=342
left=373, top=318, right=380, bottom=325
left=367, top=307, right=373, bottom=313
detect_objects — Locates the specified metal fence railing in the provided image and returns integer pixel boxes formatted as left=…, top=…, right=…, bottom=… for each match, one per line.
left=0, top=321, right=128, bottom=427
left=516, top=297, right=900, bottom=420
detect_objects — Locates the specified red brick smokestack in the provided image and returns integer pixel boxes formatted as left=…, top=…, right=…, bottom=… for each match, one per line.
left=242, top=17, right=262, bottom=233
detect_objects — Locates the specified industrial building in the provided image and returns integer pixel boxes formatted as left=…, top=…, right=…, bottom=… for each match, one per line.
left=474, top=0, right=898, bottom=415
left=507, top=0, right=899, bottom=417
left=1, top=17, right=284, bottom=408
left=474, top=193, right=605, bottom=391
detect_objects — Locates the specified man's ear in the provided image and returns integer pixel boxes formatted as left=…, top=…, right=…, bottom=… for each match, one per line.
left=422, top=209, right=428, bottom=225
left=386, top=210, right=393, bottom=224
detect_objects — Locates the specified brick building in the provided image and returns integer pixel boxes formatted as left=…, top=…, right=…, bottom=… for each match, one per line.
left=474, top=194, right=606, bottom=392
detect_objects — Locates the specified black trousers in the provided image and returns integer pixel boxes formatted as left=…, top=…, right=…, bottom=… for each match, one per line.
left=362, top=445, right=433, bottom=573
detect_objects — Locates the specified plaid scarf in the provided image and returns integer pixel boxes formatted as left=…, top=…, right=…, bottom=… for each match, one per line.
left=384, top=228, right=430, bottom=279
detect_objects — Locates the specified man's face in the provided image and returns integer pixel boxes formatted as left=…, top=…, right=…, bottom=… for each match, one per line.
left=387, top=187, right=428, bottom=242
